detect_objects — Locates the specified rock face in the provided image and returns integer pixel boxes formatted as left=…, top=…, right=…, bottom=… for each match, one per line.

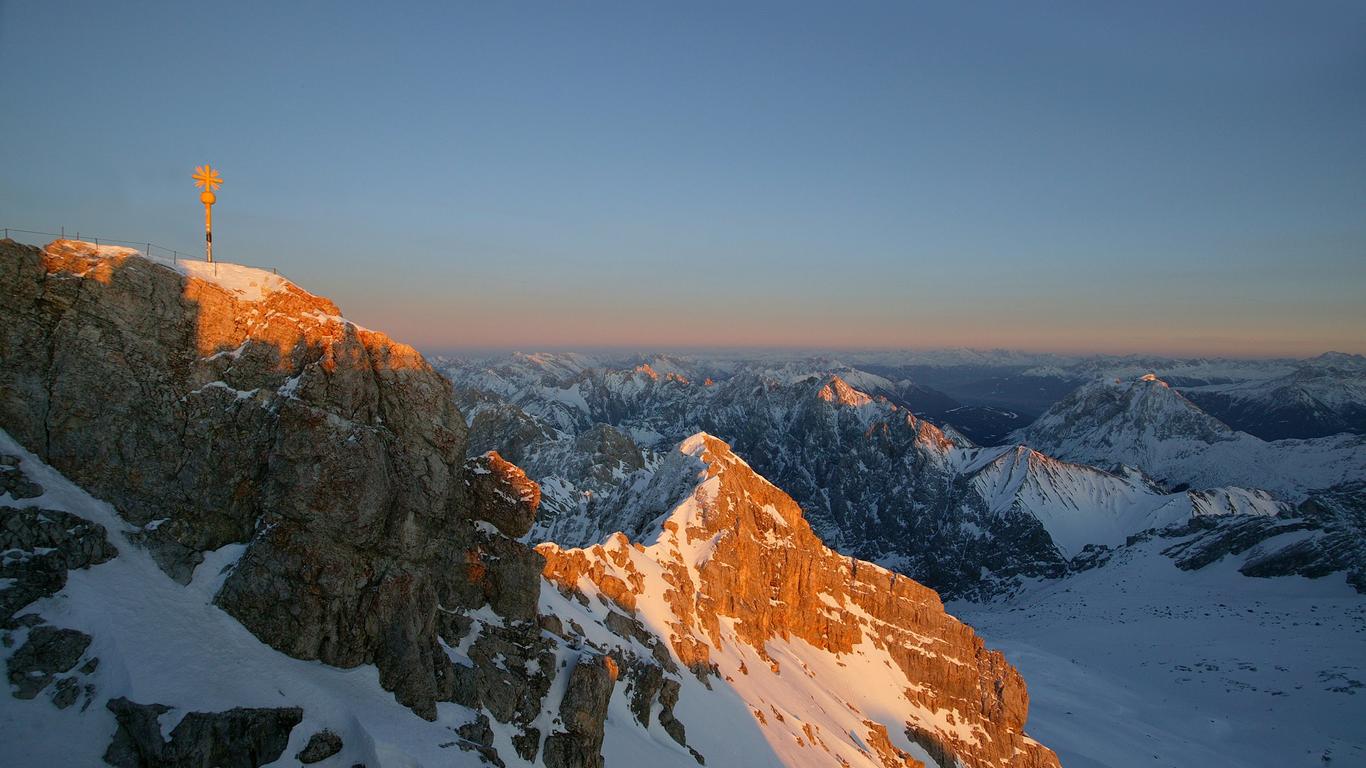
left=295, top=729, right=344, bottom=764
left=539, top=433, right=1060, bottom=768
left=0, top=239, right=546, bottom=720
left=543, top=654, right=617, bottom=768
left=103, top=697, right=302, bottom=768
left=0, top=501, right=118, bottom=623
left=6, top=624, right=92, bottom=699
left=1159, top=481, right=1366, bottom=593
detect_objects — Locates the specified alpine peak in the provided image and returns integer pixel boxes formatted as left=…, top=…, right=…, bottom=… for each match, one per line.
left=816, top=374, right=874, bottom=407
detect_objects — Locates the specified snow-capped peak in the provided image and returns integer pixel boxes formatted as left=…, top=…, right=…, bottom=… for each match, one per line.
left=537, top=431, right=1061, bottom=768
left=1013, top=375, right=1366, bottom=499
left=815, top=374, right=874, bottom=407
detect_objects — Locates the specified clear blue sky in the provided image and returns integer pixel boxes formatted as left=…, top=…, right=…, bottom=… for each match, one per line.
left=2, top=1, right=1363, bottom=356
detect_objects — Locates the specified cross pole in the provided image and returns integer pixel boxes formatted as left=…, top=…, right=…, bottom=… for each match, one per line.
left=191, top=164, right=223, bottom=263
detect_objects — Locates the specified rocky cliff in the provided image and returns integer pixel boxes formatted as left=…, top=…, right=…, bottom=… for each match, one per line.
left=0, top=238, right=547, bottom=722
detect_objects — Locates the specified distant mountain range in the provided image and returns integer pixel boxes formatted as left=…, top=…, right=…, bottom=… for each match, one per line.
left=438, top=352, right=1366, bottom=600
left=1010, top=373, right=1366, bottom=498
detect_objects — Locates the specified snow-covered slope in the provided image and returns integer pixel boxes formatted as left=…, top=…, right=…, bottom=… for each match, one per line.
left=959, top=445, right=1284, bottom=558
left=951, top=531, right=1366, bottom=768
left=1011, top=375, right=1366, bottom=499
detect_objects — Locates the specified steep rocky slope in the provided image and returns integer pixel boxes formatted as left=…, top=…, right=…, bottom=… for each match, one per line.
left=538, top=433, right=1060, bottom=768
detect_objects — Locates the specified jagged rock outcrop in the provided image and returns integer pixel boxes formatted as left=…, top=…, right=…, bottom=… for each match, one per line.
left=543, top=654, right=617, bottom=768
left=0, top=239, right=547, bottom=720
left=0, top=502, right=118, bottom=623
left=6, top=624, right=92, bottom=700
left=1160, top=481, right=1366, bottom=592
left=539, top=433, right=1060, bottom=768
left=0, top=454, right=43, bottom=499
left=295, top=729, right=344, bottom=764
left=103, top=697, right=302, bottom=768
left=465, top=450, right=542, bottom=537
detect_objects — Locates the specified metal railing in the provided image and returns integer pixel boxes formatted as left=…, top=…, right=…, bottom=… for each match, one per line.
left=1, top=226, right=280, bottom=275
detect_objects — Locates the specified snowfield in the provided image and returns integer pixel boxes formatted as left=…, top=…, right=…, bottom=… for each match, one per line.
left=951, top=537, right=1366, bottom=768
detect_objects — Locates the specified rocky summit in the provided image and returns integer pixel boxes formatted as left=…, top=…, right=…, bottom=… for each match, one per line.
left=0, top=239, right=1059, bottom=767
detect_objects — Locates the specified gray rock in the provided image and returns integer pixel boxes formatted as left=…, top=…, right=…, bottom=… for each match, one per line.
left=50, top=675, right=80, bottom=709
left=512, top=726, right=541, bottom=761
left=450, top=622, right=554, bottom=726
left=543, top=654, right=616, bottom=768
left=455, top=713, right=505, bottom=767
left=657, top=678, right=686, bottom=746
left=104, top=697, right=303, bottom=768
left=0, top=457, right=43, bottom=499
left=296, top=729, right=343, bottom=764
left=0, top=240, right=550, bottom=720
left=6, top=624, right=91, bottom=699
left=0, top=505, right=117, bottom=623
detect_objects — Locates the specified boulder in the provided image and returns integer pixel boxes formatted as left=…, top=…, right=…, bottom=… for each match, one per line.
left=0, top=505, right=117, bottom=623
left=466, top=451, right=541, bottom=538
left=295, top=729, right=344, bottom=764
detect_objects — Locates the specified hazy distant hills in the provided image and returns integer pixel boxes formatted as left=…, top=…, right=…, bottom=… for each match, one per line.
left=831, top=349, right=1365, bottom=441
